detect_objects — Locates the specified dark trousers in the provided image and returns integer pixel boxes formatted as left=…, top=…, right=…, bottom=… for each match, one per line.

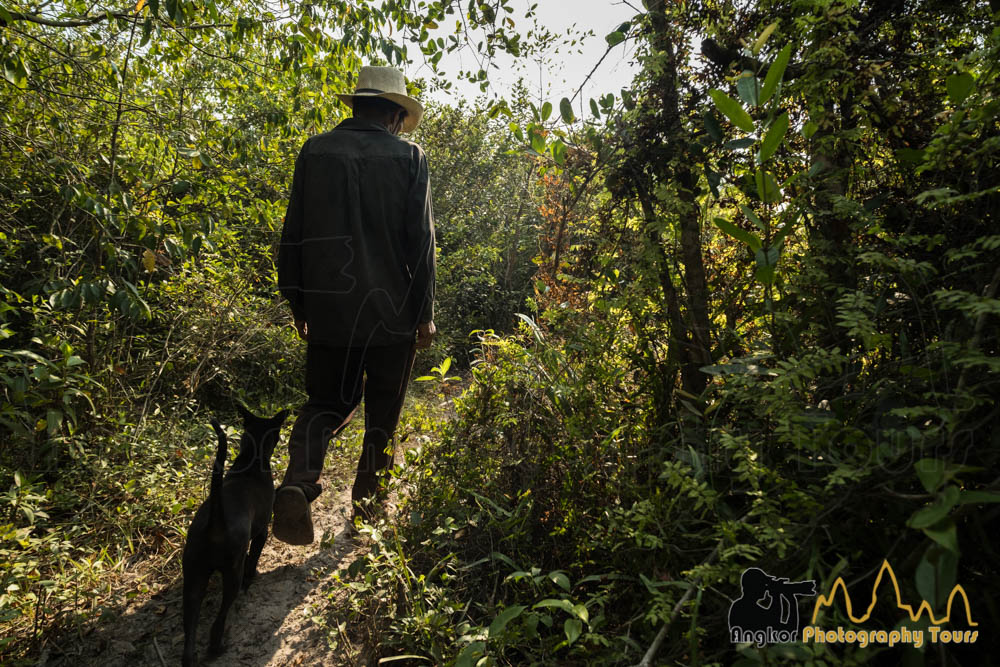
left=281, top=340, right=416, bottom=509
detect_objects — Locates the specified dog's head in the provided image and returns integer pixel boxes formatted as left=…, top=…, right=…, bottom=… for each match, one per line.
left=236, top=405, right=289, bottom=463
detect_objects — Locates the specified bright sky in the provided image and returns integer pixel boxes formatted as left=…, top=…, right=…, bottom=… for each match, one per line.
left=415, top=0, right=643, bottom=111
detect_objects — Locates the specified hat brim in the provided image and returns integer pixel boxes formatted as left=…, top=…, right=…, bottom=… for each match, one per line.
left=337, top=92, right=423, bottom=133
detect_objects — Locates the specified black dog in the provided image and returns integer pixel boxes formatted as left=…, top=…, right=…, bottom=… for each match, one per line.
left=181, top=407, right=288, bottom=667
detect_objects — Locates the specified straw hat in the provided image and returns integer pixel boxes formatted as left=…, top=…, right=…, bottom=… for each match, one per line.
left=337, top=66, right=424, bottom=133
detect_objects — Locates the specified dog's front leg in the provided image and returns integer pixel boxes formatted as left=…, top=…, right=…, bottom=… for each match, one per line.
left=208, top=555, right=244, bottom=656
left=182, top=567, right=210, bottom=667
left=243, top=527, right=268, bottom=590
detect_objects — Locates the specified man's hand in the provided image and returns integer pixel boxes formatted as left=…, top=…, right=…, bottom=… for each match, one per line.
left=416, top=321, right=436, bottom=349
left=293, top=318, right=309, bottom=341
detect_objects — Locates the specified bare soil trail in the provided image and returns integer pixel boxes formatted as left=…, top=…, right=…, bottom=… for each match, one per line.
left=36, top=387, right=458, bottom=667
left=42, top=483, right=365, bottom=667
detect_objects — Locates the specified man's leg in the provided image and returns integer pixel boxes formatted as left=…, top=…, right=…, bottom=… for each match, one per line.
left=274, top=344, right=364, bottom=544
left=351, top=340, right=416, bottom=520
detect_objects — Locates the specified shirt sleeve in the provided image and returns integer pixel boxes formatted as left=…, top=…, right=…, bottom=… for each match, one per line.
left=277, top=140, right=308, bottom=321
left=405, top=149, right=436, bottom=324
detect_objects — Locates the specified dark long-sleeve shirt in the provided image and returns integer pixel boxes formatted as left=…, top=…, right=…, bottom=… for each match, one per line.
left=277, top=118, right=436, bottom=347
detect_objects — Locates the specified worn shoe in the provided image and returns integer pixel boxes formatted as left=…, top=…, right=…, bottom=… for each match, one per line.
left=272, top=485, right=314, bottom=545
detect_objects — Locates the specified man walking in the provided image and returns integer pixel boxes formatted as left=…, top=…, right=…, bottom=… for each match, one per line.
left=273, top=66, right=436, bottom=545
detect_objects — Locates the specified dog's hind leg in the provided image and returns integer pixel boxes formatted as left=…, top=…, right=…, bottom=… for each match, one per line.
left=182, top=567, right=210, bottom=667
left=208, top=556, right=244, bottom=656
left=242, top=527, right=268, bottom=590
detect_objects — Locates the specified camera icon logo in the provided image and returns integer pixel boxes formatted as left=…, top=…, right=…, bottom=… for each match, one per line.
left=729, top=567, right=817, bottom=646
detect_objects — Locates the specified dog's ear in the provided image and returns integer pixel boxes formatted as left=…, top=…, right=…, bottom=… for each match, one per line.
left=271, top=409, right=290, bottom=426
left=236, top=404, right=254, bottom=422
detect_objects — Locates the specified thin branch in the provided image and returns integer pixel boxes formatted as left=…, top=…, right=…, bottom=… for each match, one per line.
left=2, top=9, right=282, bottom=30
left=569, top=40, right=620, bottom=106
left=7, top=25, right=74, bottom=59
left=2, top=9, right=124, bottom=28
left=633, top=539, right=724, bottom=667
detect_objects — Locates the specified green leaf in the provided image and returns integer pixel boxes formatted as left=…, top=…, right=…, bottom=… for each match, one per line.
left=46, top=409, right=63, bottom=435
left=959, top=490, right=1000, bottom=504
left=754, top=246, right=780, bottom=284
left=709, top=89, right=754, bottom=132
left=914, top=458, right=946, bottom=492
left=739, top=204, right=766, bottom=232
left=757, top=112, right=789, bottom=164
left=590, top=98, right=600, bottom=117
left=754, top=169, right=781, bottom=203
left=549, top=571, right=571, bottom=592
left=454, top=641, right=485, bottom=667
left=605, top=31, right=625, bottom=46
left=621, top=88, right=635, bottom=110
left=736, top=74, right=760, bottom=108
left=704, top=111, right=724, bottom=142
left=713, top=217, right=762, bottom=251
left=760, top=43, right=792, bottom=105
left=488, top=605, right=526, bottom=638
left=907, top=485, right=960, bottom=529
left=564, top=618, right=583, bottom=644
left=3, top=55, right=28, bottom=89
left=705, top=168, right=721, bottom=197
left=724, top=138, right=755, bottom=150
left=509, top=122, right=524, bottom=143
left=140, top=17, right=153, bottom=46
left=534, top=598, right=575, bottom=615
left=915, top=544, right=957, bottom=611
left=3, top=58, right=16, bottom=86
left=801, top=120, right=818, bottom=139
left=753, top=21, right=778, bottom=54
left=560, top=97, right=575, bottom=124
left=541, top=101, right=552, bottom=121
left=946, top=72, right=974, bottom=104
left=552, top=140, right=567, bottom=165
left=530, top=129, right=545, bottom=155
left=922, top=518, right=959, bottom=554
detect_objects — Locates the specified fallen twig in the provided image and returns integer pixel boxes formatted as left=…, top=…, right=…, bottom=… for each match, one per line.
left=153, top=636, right=167, bottom=667
left=633, top=536, right=729, bottom=667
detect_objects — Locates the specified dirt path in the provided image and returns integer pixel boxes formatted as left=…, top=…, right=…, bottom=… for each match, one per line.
left=36, top=389, right=457, bottom=667
left=43, top=482, right=365, bottom=667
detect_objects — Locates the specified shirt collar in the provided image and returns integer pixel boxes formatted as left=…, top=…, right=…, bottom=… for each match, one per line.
left=335, top=117, right=393, bottom=134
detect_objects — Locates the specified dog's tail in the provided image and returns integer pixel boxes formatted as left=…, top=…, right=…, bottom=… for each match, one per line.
left=209, top=418, right=227, bottom=524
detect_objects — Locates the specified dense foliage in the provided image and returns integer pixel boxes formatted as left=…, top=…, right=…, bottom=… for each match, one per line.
left=333, top=1, right=1000, bottom=665
left=2, top=0, right=998, bottom=665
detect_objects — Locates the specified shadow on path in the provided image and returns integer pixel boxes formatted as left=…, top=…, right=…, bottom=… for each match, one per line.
left=42, top=486, right=363, bottom=667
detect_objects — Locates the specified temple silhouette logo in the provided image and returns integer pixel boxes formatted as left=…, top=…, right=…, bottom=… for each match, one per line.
left=802, top=559, right=979, bottom=648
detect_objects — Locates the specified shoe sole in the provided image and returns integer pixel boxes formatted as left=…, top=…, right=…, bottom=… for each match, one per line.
left=272, top=487, right=314, bottom=545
